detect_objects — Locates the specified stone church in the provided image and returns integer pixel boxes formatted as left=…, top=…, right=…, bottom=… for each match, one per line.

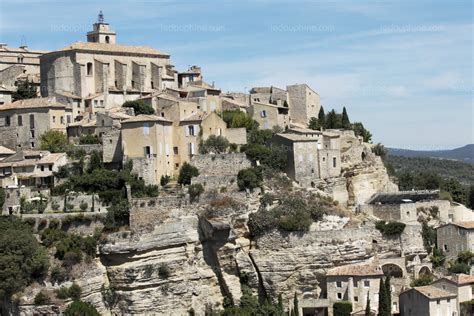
left=40, top=12, right=179, bottom=112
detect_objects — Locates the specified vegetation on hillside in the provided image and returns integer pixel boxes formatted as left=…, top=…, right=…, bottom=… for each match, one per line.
left=40, top=130, right=69, bottom=153
left=122, top=100, right=154, bottom=115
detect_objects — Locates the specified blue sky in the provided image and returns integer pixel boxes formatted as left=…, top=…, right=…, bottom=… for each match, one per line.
left=1, top=0, right=472, bottom=149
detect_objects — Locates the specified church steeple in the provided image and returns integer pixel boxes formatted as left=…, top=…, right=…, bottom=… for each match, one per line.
left=86, top=11, right=116, bottom=44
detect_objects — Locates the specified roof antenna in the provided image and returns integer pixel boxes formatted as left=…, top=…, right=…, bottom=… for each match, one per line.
left=98, top=10, right=104, bottom=23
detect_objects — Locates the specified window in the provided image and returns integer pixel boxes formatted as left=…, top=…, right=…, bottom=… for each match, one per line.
left=41, top=166, right=44, bottom=172
left=173, top=147, right=178, bottom=155
left=336, top=281, right=342, bottom=288
left=260, top=110, right=267, bottom=118
left=143, top=123, right=150, bottom=135
left=447, top=299, right=450, bottom=303
left=87, top=62, right=93, bottom=75
left=444, top=244, right=448, bottom=251
left=60, top=116, right=64, bottom=124
left=29, top=114, right=34, bottom=128
left=354, top=296, right=358, bottom=302
left=52, top=116, right=56, bottom=123
left=151, top=81, right=154, bottom=89
left=5, top=116, right=10, bottom=126
left=144, top=146, right=151, bottom=158
left=100, top=100, right=104, bottom=107
left=364, top=280, right=370, bottom=287
left=17, top=55, right=24, bottom=63
left=436, top=299, right=440, bottom=305
left=31, top=142, right=35, bottom=148
left=105, top=35, right=110, bottom=43
left=48, top=165, right=52, bottom=171
left=333, top=157, right=337, bottom=168
left=30, top=130, right=35, bottom=138
left=67, top=115, right=71, bottom=124
left=337, top=293, right=342, bottom=300
left=188, top=125, right=195, bottom=136
left=18, top=115, right=23, bottom=126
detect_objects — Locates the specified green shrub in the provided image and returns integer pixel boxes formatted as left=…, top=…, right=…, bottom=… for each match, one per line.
left=421, top=223, right=437, bottom=252
left=104, top=199, right=130, bottom=230
left=199, top=135, right=230, bottom=154
left=0, top=187, right=5, bottom=209
left=64, top=300, right=100, bottom=316
left=237, top=167, right=262, bottom=191
left=34, top=291, right=50, bottom=305
left=448, top=262, right=471, bottom=274
left=158, top=264, right=171, bottom=279
left=188, top=183, right=204, bottom=203
left=39, top=130, right=69, bottom=153
left=411, top=275, right=433, bottom=287
left=122, top=100, right=154, bottom=115
left=430, top=247, right=445, bottom=268
left=63, top=251, right=82, bottom=267
left=68, top=283, right=82, bottom=300
left=160, top=175, right=171, bottom=186
left=50, top=266, right=68, bottom=284
left=375, top=221, right=406, bottom=236
left=79, top=134, right=100, bottom=145
left=178, top=162, right=199, bottom=185
left=333, top=300, right=353, bottom=316
left=79, top=202, right=88, bottom=212
left=55, top=286, right=70, bottom=299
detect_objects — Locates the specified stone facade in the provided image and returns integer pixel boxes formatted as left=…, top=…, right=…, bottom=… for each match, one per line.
left=247, top=102, right=289, bottom=130
left=399, top=286, right=457, bottom=316
left=287, top=84, right=320, bottom=125
left=437, top=222, right=474, bottom=261
left=431, top=274, right=474, bottom=313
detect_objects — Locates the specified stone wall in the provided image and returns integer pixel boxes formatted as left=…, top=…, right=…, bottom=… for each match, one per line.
left=102, top=129, right=122, bottom=164
left=75, top=144, right=102, bottom=154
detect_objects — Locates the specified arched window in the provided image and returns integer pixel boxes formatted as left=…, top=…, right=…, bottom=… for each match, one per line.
left=105, top=36, right=110, bottom=43
left=17, top=55, right=24, bottom=63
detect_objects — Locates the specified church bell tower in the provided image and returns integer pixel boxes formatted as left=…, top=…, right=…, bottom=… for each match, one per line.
left=87, top=11, right=116, bottom=44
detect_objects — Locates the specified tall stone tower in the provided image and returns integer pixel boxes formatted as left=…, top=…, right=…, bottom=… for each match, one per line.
left=86, top=11, right=116, bottom=44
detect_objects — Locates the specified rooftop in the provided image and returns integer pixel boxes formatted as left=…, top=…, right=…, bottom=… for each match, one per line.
left=50, top=41, right=169, bottom=57
left=0, top=97, right=66, bottom=111
left=274, top=133, right=320, bottom=142
left=121, top=114, right=171, bottom=124
left=180, top=111, right=210, bottom=122
left=411, top=285, right=457, bottom=300
left=439, top=221, right=474, bottom=230
left=0, top=146, right=15, bottom=155
left=368, top=190, right=440, bottom=204
left=0, top=151, right=66, bottom=168
left=326, top=262, right=383, bottom=277
left=435, top=273, right=474, bottom=286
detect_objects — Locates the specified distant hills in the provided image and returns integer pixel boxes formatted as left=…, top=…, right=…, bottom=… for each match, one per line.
left=387, top=144, right=474, bottom=164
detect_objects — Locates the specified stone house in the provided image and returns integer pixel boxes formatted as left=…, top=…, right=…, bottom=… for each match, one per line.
left=0, top=97, right=72, bottom=150
left=120, top=114, right=174, bottom=185
left=286, top=84, right=320, bottom=125
left=0, top=145, right=15, bottom=160
left=271, top=129, right=341, bottom=187
left=326, top=261, right=383, bottom=315
left=40, top=13, right=178, bottom=110
left=250, top=86, right=287, bottom=106
left=399, top=285, right=457, bottom=316
left=185, top=81, right=222, bottom=113
left=437, top=221, right=474, bottom=261
left=362, top=190, right=451, bottom=224
left=177, top=65, right=202, bottom=88
left=431, top=274, right=474, bottom=312
left=247, top=102, right=290, bottom=130
left=0, top=150, right=67, bottom=188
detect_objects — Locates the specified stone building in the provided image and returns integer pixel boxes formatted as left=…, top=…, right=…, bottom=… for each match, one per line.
left=325, top=261, right=383, bottom=315
left=286, top=84, right=320, bottom=125
left=247, top=102, right=289, bottom=130
left=271, top=128, right=341, bottom=187
left=399, top=285, right=457, bottom=316
left=178, top=65, right=202, bottom=88
left=431, top=274, right=474, bottom=313
left=0, top=97, right=72, bottom=150
left=437, top=221, right=474, bottom=261
left=120, top=114, right=174, bottom=185
left=40, top=12, right=178, bottom=111
left=249, top=86, right=287, bottom=106
left=362, top=190, right=451, bottom=224
left=0, top=43, right=46, bottom=104
left=0, top=150, right=67, bottom=188
left=0, top=145, right=15, bottom=160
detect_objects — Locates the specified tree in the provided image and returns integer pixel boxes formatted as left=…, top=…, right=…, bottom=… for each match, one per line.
left=200, top=135, right=229, bottom=154
left=105, top=199, right=130, bottom=230
left=237, top=168, right=261, bottom=191
left=13, top=79, right=37, bottom=101
left=325, top=109, right=340, bottom=129
left=87, top=151, right=103, bottom=173
left=64, top=300, right=100, bottom=316
left=352, top=122, right=372, bottom=142
left=441, top=178, right=467, bottom=205
left=317, top=106, right=326, bottom=129
left=178, top=162, right=199, bottom=185
left=384, top=275, right=391, bottom=316
left=188, top=183, right=204, bottom=203
left=122, top=100, right=154, bottom=115
left=0, top=188, right=5, bottom=209
left=378, top=277, right=387, bottom=316
left=333, top=301, right=353, bottom=316
left=365, top=292, right=371, bottom=316
left=308, top=117, right=319, bottom=130
left=0, top=216, right=49, bottom=300
left=341, top=107, right=351, bottom=129
left=291, top=292, right=299, bottom=316
left=468, top=185, right=474, bottom=209
left=40, top=130, right=69, bottom=153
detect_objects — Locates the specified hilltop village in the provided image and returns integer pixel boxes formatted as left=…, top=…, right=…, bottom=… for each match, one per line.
left=0, top=13, right=473, bottom=316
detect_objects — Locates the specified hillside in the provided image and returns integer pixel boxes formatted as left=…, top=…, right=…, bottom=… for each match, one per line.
left=386, top=154, right=474, bottom=185
left=387, top=144, right=474, bottom=164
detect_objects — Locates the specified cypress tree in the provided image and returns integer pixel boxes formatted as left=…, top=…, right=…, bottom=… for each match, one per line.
left=378, top=277, right=386, bottom=316
left=317, top=106, right=326, bottom=129
left=278, top=293, right=284, bottom=314
left=365, top=291, right=371, bottom=316
left=385, top=275, right=392, bottom=316
left=342, top=106, right=351, bottom=129
left=326, top=109, right=338, bottom=129
left=292, top=292, right=299, bottom=316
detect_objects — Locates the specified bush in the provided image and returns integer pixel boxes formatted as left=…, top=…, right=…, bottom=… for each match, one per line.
left=375, top=221, right=406, bottom=236
left=411, top=275, right=433, bottom=287
left=237, top=168, right=262, bottom=191
left=178, top=162, right=199, bottom=185
left=160, top=175, right=171, bottom=186
left=50, top=266, right=68, bottom=284
left=333, top=301, right=353, bottom=316
left=0, top=188, right=4, bottom=209
left=200, top=135, right=230, bottom=154
left=122, top=100, right=154, bottom=115
left=158, top=264, right=171, bottom=279
left=79, top=202, right=88, bottom=212
left=34, top=291, right=50, bottom=305
left=63, top=251, right=83, bottom=267
left=68, top=283, right=82, bottom=300
left=104, top=199, right=130, bottom=230
left=448, top=262, right=471, bottom=274
left=421, top=223, right=437, bottom=252
left=0, top=217, right=49, bottom=300
left=79, top=134, right=100, bottom=145
left=430, top=247, right=445, bottom=268
left=64, top=300, right=100, bottom=316
left=188, top=183, right=204, bottom=203
left=39, top=130, right=69, bottom=153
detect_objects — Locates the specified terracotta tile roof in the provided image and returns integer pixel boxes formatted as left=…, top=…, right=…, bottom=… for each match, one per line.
left=52, top=41, right=169, bottom=57
left=439, top=221, right=474, bottom=230
left=274, top=133, right=320, bottom=142
left=414, top=285, right=457, bottom=299
left=0, top=152, right=65, bottom=168
left=0, top=97, right=65, bottom=111
left=121, top=114, right=171, bottom=124
left=446, top=274, right=474, bottom=285
left=180, top=111, right=209, bottom=122
left=326, top=262, right=383, bottom=277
